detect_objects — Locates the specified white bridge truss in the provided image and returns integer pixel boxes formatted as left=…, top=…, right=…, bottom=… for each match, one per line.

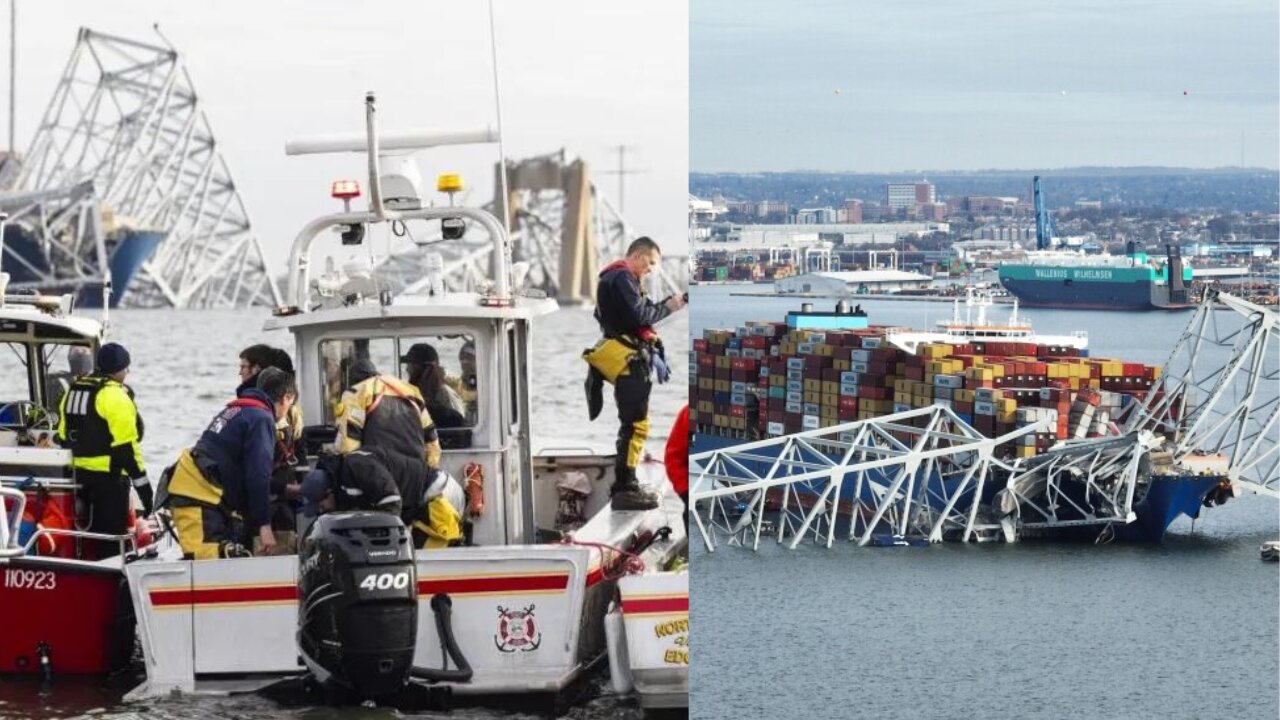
left=691, top=291, right=1277, bottom=552
left=1125, top=290, right=1280, bottom=498
left=4, top=28, right=279, bottom=307
left=691, top=406, right=1050, bottom=551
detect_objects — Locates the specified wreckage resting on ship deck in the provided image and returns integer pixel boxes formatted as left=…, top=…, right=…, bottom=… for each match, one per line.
left=690, top=291, right=1278, bottom=550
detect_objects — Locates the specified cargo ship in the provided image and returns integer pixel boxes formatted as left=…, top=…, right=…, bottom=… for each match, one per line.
left=995, top=177, right=1194, bottom=311
left=997, top=241, right=1195, bottom=311
left=689, top=300, right=1226, bottom=541
left=2, top=222, right=164, bottom=307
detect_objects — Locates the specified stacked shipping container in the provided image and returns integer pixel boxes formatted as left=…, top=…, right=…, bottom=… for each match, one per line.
left=690, top=319, right=1163, bottom=460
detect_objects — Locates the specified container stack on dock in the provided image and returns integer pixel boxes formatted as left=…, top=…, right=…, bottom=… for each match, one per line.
left=690, top=319, right=1162, bottom=460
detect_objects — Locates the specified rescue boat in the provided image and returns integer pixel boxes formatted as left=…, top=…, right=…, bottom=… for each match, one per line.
left=120, top=94, right=688, bottom=709
left=0, top=281, right=149, bottom=676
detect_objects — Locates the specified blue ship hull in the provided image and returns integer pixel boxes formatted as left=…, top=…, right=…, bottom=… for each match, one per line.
left=2, top=226, right=163, bottom=308
left=693, top=431, right=1222, bottom=543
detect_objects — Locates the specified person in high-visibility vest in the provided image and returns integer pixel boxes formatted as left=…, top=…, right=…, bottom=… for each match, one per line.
left=583, top=237, right=686, bottom=511
left=56, top=343, right=149, bottom=558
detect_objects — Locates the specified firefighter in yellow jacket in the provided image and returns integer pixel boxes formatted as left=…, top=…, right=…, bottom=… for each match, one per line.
left=336, top=359, right=461, bottom=547
left=56, top=343, right=149, bottom=559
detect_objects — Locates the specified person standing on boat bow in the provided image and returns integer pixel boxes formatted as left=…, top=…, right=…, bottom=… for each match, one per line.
left=583, top=236, right=685, bottom=511
left=56, top=342, right=149, bottom=559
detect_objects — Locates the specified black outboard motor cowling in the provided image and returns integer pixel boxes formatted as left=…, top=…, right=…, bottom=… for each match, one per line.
left=298, top=511, right=417, bottom=700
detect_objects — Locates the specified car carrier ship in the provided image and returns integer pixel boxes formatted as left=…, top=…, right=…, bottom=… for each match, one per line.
left=995, top=177, right=1195, bottom=311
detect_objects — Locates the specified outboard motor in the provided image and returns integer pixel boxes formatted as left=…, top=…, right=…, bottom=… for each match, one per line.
left=298, top=511, right=418, bottom=701
left=298, top=510, right=473, bottom=704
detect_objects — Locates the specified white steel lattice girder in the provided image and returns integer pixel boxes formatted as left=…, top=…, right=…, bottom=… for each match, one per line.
left=1126, top=291, right=1280, bottom=497
left=690, top=405, right=1050, bottom=552
left=11, top=28, right=280, bottom=308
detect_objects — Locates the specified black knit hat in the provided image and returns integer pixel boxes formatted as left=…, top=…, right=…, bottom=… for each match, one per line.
left=97, top=343, right=131, bottom=374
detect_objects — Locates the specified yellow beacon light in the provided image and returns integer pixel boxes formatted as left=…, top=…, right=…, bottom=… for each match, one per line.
left=437, top=173, right=464, bottom=194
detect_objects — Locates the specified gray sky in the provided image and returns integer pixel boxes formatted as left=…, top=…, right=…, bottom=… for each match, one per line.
left=692, top=0, right=1279, bottom=173
left=10, top=0, right=688, bottom=268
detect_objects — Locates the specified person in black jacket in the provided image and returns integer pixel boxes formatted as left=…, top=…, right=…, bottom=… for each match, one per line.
left=588, top=236, right=685, bottom=511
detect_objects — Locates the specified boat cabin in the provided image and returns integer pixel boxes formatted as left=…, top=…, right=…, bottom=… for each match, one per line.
left=265, top=290, right=557, bottom=546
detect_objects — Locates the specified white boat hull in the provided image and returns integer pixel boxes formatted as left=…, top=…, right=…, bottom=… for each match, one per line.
left=606, top=571, right=689, bottom=709
left=124, top=462, right=687, bottom=701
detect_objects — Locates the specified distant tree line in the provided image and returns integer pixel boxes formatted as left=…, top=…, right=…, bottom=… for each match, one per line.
left=692, top=170, right=1280, bottom=216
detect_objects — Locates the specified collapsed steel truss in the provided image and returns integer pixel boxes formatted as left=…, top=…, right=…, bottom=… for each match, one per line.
left=1125, top=290, right=1279, bottom=497
left=691, top=406, right=1049, bottom=551
left=369, top=152, right=687, bottom=303
left=4, top=28, right=279, bottom=307
left=691, top=291, right=1278, bottom=552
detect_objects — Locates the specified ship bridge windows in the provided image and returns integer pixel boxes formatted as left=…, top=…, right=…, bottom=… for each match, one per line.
left=319, top=334, right=479, bottom=446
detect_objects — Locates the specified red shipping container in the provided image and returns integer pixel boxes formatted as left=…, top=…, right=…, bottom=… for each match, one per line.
left=697, top=354, right=714, bottom=367
left=693, top=339, right=708, bottom=352
left=839, top=396, right=858, bottom=411
left=805, top=355, right=833, bottom=370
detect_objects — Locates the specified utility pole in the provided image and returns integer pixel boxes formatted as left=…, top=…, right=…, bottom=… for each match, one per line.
left=598, top=144, right=647, bottom=214
left=8, top=0, right=14, bottom=153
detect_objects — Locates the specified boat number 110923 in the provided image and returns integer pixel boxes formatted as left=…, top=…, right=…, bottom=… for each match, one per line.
left=4, top=569, right=57, bottom=590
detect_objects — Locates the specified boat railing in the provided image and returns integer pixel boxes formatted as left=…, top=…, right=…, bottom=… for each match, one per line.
left=21, top=526, right=137, bottom=559
left=1, top=486, right=139, bottom=560
left=280, top=93, right=512, bottom=313
left=0, top=486, right=26, bottom=557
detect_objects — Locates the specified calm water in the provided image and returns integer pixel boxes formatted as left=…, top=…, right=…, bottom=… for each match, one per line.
left=689, top=284, right=1279, bottom=720
left=0, top=303, right=688, bottom=720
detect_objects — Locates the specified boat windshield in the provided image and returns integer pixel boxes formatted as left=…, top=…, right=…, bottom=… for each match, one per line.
left=319, top=334, right=479, bottom=432
left=0, top=341, right=91, bottom=431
